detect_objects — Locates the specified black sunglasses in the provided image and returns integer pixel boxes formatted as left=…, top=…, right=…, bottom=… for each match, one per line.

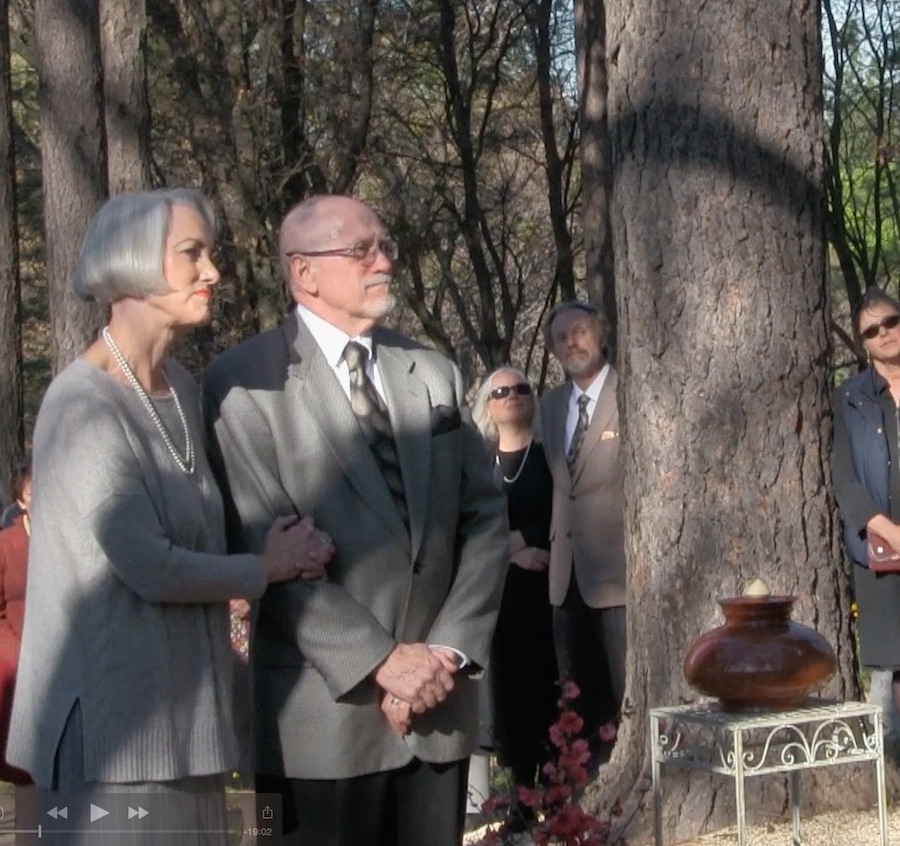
left=861, top=314, right=900, bottom=340
left=489, top=384, right=532, bottom=400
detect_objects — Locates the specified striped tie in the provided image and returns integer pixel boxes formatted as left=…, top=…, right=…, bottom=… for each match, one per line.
left=566, top=393, right=591, bottom=475
left=343, top=341, right=408, bottom=526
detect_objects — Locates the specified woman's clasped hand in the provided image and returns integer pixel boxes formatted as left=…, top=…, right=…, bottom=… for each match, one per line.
left=261, top=514, right=334, bottom=583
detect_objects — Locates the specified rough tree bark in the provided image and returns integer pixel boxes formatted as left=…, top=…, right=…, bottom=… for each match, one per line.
left=36, top=0, right=106, bottom=373
left=0, top=0, right=22, bottom=482
left=101, top=0, right=151, bottom=193
left=592, top=0, right=865, bottom=841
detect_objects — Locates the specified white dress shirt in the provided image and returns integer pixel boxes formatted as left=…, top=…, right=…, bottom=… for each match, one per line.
left=295, top=304, right=387, bottom=402
left=564, top=363, right=610, bottom=453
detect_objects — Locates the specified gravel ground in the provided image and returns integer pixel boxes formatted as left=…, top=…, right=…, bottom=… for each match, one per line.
left=639, top=805, right=896, bottom=846
left=464, top=804, right=898, bottom=845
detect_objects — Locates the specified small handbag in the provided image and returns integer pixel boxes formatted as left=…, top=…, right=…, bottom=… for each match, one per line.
left=867, top=531, right=900, bottom=572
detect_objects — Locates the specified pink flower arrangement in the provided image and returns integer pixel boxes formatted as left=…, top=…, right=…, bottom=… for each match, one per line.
left=481, top=681, right=623, bottom=845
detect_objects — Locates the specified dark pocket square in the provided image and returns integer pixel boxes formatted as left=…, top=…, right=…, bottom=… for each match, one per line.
left=430, top=405, right=461, bottom=435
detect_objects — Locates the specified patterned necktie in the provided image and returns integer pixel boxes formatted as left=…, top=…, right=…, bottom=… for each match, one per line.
left=343, top=341, right=408, bottom=525
left=566, top=393, right=591, bottom=475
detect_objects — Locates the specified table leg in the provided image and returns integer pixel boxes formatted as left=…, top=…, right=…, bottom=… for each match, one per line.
left=789, top=770, right=801, bottom=846
left=874, top=714, right=889, bottom=846
left=652, top=713, right=663, bottom=846
left=734, top=727, right=747, bottom=846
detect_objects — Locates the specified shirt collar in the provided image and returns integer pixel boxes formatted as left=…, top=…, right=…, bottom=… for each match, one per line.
left=295, top=304, right=374, bottom=367
left=570, top=362, right=610, bottom=405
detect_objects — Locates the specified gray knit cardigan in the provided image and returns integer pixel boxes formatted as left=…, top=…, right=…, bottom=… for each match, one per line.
left=8, top=358, right=267, bottom=787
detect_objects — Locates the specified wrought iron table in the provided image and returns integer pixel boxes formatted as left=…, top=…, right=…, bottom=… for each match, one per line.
left=649, top=700, right=888, bottom=846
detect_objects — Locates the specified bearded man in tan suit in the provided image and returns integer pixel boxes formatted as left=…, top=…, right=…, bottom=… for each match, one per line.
left=540, top=301, right=626, bottom=751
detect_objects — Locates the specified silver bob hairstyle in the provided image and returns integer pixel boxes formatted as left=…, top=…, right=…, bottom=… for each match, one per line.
left=471, top=365, right=542, bottom=448
left=73, top=188, right=216, bottom=304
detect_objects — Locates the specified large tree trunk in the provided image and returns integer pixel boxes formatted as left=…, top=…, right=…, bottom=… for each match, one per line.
left=36, top=0, right=106, bottom=372
left=101, top=0, right=151, bottom=193
left=593, top=0, right=865, bottom=841
left=0, top=0, right=22, bottom=479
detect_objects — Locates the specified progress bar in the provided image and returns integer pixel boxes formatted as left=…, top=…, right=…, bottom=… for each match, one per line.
left=12, top=829, right=235, bottom=838
left=14, top=789, right=282, bottom=843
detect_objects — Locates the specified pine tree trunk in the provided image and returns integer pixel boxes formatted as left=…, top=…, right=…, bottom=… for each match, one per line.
left=588, top=1, right=867, bottom=840
left=36, top=0, right=106, bottom=373
left=0, top=0, right=22, bottom=479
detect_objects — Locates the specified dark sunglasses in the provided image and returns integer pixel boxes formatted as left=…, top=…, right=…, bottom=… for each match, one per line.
left=861, top=314, right=900, bottom=340
left=489, top=383, right=532, bottom=400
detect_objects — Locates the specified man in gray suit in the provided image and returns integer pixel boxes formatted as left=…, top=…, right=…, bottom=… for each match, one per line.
left=540, top=301, right=626, bottom=749
left=203, top=195, right=508, bottom=846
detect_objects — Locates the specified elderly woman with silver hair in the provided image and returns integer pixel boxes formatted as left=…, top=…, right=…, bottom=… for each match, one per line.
left=472, top=366, right=558, bottom=831
left=8, top=188, right=333, bottom=844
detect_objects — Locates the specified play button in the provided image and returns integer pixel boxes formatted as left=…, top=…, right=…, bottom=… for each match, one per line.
left=90, top=804, right=109, bottom=822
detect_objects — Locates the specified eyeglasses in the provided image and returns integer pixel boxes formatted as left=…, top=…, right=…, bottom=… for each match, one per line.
left=860, top=314, right=900, bottom=340
left=489, top=383, right=532, bottom=400
left=286, top=237, right=399, bottom=264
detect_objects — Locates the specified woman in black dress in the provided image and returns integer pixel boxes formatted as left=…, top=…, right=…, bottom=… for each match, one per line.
left=473, top=367, right=558, bottom=820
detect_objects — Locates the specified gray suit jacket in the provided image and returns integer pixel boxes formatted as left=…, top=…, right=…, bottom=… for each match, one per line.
left=203, top=316, right=509, bottom=779
left=541, top=367, right=626, bottom=609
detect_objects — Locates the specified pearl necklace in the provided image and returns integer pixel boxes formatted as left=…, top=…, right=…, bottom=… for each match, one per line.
left=496, top=438, right=533, bottom=485
left=102, top=326, right=195, bottom=475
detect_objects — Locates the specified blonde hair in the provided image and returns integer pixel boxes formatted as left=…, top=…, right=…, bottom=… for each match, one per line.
left=472, top=366, right=541, bottom=447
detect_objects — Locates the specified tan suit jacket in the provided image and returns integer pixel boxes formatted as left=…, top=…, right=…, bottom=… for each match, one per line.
left=203, top=315, right=509, bottom=780
left=541, top=367, right=626, bottom=609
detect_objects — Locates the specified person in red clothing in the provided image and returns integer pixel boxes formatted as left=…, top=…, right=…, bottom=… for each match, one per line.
left=0, top=458, right=33, bottom=784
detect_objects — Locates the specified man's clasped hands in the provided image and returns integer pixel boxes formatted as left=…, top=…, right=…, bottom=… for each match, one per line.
left=265, top=513, right=456, bottom=736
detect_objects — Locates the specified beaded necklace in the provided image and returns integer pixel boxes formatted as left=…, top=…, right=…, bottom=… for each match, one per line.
left=102, top=326, right=195, bottom=475
left=496, top=438, right=533, bottom=485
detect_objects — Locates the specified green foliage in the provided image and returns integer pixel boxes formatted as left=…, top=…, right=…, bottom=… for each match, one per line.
left=824, top=0, right=900, bottom=346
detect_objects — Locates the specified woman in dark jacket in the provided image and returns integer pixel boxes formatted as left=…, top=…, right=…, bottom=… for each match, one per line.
left=834, top=286, right=900, bottom=722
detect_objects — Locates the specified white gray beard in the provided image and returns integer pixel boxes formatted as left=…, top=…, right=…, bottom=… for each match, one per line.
left=368, top=293, right=397, bottom=320
left=565, top=353, right=602, bottom=379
